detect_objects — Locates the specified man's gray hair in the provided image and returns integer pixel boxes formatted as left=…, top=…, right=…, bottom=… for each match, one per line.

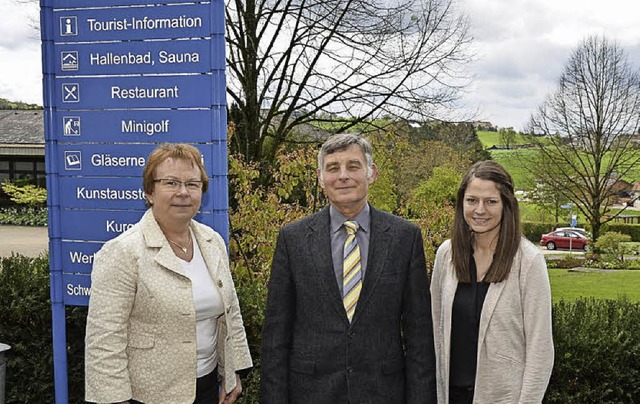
left=318, top=133, right=375, bottom=178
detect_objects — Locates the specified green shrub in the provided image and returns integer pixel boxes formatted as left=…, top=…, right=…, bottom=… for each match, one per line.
left=0, top=206, right=48, bottom=226
left=545, top=298, right=640, bottom=402
left=1, top=182, right=47, bottom=206
left=0, top=253, right=86, bottom=403
left=595, top=232, right=633, bottom=263
left=626, top=259, right=640, bottom=270
left=602, top=223, right=640, bottom=242
left=552, top=256, right=586, bottom=269
left=233, top=277, right=267, bottom=402
left=546, top=260, right=558, bottom=269
left=522, top=221, right=557, bottom=243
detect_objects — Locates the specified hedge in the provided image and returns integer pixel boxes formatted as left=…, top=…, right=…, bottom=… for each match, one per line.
left=0, top=254, right=86, bottom=403
left=601, top=223, right=640, bottom=242
left=522, top=221, right=557, bottom=243
left=2, top=255, right=639, bottom=402
left=545, top=298, right=640, bottom=402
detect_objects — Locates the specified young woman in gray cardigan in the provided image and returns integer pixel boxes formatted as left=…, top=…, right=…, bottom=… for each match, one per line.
left=431, top=161, right=554, bottom=404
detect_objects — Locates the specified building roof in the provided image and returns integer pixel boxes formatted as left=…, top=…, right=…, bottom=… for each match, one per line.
left=0, top=110, right=45, bottom=156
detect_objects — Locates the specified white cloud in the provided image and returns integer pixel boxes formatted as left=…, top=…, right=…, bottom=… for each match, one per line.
left=0, top=1, right=41, bottom=104
left=458, top=0, right=640, bottom=131
left=2, top=0, right=640, bottom=128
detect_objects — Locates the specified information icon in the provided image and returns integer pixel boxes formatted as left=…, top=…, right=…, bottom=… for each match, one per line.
left=60, top=16, right=78, bottom=36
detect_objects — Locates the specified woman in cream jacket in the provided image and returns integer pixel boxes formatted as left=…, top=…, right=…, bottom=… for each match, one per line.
left=85, top=144, right=252, bottom=404
left=431, top=161, right=553, bottom=404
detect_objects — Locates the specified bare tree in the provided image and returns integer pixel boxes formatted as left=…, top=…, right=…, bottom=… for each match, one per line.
left=498, top=127, right=516, bottom=149
left=526, top=35, right=640, bottom=242
left=522, top=153, right=572, bottom=223
left=226, top=0, right=473, bottom=162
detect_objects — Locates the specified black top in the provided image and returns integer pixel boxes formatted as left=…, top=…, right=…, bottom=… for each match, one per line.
left=449, top=254, right=490, bottom=388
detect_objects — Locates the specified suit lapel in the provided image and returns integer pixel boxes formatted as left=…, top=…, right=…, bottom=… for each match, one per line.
left=139, top=209, right=187, bottom=278
left=308, top=207, right=348, bottom=322
left=478, top=248, right=522, bottom=346
left=477, top=274, right=508, bottom=349
left=351, top=207, right=391, bottom=324
left=442, top=259, right=458, bottom=382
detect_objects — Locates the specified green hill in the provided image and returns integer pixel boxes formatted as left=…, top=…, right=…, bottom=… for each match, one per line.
left=0, top=98, right=42, bottom=110
left=477, top=131, right=640, bottom=189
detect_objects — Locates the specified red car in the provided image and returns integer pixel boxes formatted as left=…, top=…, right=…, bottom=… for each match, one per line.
left=540, top=230, right=589, bottom=250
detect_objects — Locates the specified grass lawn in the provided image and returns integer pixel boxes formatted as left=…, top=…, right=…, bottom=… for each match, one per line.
left=549, top=268, right=640, bottom=302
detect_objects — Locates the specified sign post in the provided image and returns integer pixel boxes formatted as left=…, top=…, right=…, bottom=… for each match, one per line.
left=560, top=204, right=575, bottom=252
left=40, top=1, right=227, bottom=401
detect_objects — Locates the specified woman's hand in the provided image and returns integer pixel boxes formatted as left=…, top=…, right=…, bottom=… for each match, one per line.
left=218, top=374, right=242, bottom=404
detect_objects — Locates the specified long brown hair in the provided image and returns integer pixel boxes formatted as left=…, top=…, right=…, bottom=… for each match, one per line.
left=451, top=160, right=520, bottom=283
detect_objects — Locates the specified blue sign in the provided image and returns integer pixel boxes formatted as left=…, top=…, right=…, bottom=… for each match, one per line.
left=54, top=74, right=225, bottom=109
left=54, top=143, right=215, bottom=176
left=51, top=37, right=224, bottom=75
left=48, top=0, right=218, bottom=7
left=56, top=177, right=214, bottom=210
left=60, top=241, right=104, bottom=274
left=53, top=108, right=224, bottom=143
left=53, top=4, right=223, bottom=42
left=62, top=273, right=91, bottom=306
left=43, top=0, right=228, bottom=399
left=57, top=177, right=146, bottom=209
left=570, top=215, right=578, bottom=227
left=57, top=209, right=144, bottom=241
left=55, top=209, right=215, bottom=241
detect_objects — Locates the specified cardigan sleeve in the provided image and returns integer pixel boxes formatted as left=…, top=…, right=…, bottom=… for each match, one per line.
left=518, top=246, right=554, bottom=403
left=85, top=240, right=138, bottom=403
left=430, top=240, right=450, bottom=404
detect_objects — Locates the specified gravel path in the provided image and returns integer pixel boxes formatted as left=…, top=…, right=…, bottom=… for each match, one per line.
left=0, top=225, right=49, bottom=257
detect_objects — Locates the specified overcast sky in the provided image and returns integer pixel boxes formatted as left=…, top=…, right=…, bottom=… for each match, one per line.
left=2, top=0, right=640, bottom=131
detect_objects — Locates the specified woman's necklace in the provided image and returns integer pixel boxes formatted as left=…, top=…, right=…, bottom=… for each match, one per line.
left=167, top=234, right=192, bottom=254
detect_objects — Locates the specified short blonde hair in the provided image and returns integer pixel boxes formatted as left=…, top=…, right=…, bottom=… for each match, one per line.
left=142, top=143, right=209, bottom=196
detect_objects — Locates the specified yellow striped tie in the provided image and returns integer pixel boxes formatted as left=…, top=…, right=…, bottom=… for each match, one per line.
left=343, top=221, right=361, bottom=322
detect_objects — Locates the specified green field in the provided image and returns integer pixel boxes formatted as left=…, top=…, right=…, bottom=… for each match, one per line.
left=489, top=149, right=537, bottom=189
left=549, top=268, right=640, bottom=302
left=476, top=130, right=532, bottom=149
left=476, top=131, right=640, bottom=188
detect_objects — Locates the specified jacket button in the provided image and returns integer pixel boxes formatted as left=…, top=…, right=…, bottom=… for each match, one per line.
left=217, top=280, right=223, bottom=288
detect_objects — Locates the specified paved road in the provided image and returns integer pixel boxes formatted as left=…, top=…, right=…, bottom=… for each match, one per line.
left=0, top=225, right=49, bottom=257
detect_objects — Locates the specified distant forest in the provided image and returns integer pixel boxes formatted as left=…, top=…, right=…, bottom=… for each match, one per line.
left=0, top=98, right=42, bottom=110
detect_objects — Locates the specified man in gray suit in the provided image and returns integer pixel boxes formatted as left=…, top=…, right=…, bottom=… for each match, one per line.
left=260, top=133, right=436, bottom=403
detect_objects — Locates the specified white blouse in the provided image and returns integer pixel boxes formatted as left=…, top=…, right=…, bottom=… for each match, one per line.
left=179, top=231, right=225, bottom=378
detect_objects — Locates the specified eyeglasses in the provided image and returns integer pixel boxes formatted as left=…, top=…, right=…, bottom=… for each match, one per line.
left=153, top=178, right=203, bottom=192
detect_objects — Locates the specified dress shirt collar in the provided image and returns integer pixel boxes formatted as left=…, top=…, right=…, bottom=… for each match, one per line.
left=329, top=203, right=371, bottom=235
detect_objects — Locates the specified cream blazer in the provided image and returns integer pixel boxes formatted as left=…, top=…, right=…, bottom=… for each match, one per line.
left=431, top=238, right=554, bottom=404
left=85, top=210, right=252, bottom=404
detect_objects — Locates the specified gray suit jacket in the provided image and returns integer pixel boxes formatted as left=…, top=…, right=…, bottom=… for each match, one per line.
left=260, top=205, right=436, bottom=404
